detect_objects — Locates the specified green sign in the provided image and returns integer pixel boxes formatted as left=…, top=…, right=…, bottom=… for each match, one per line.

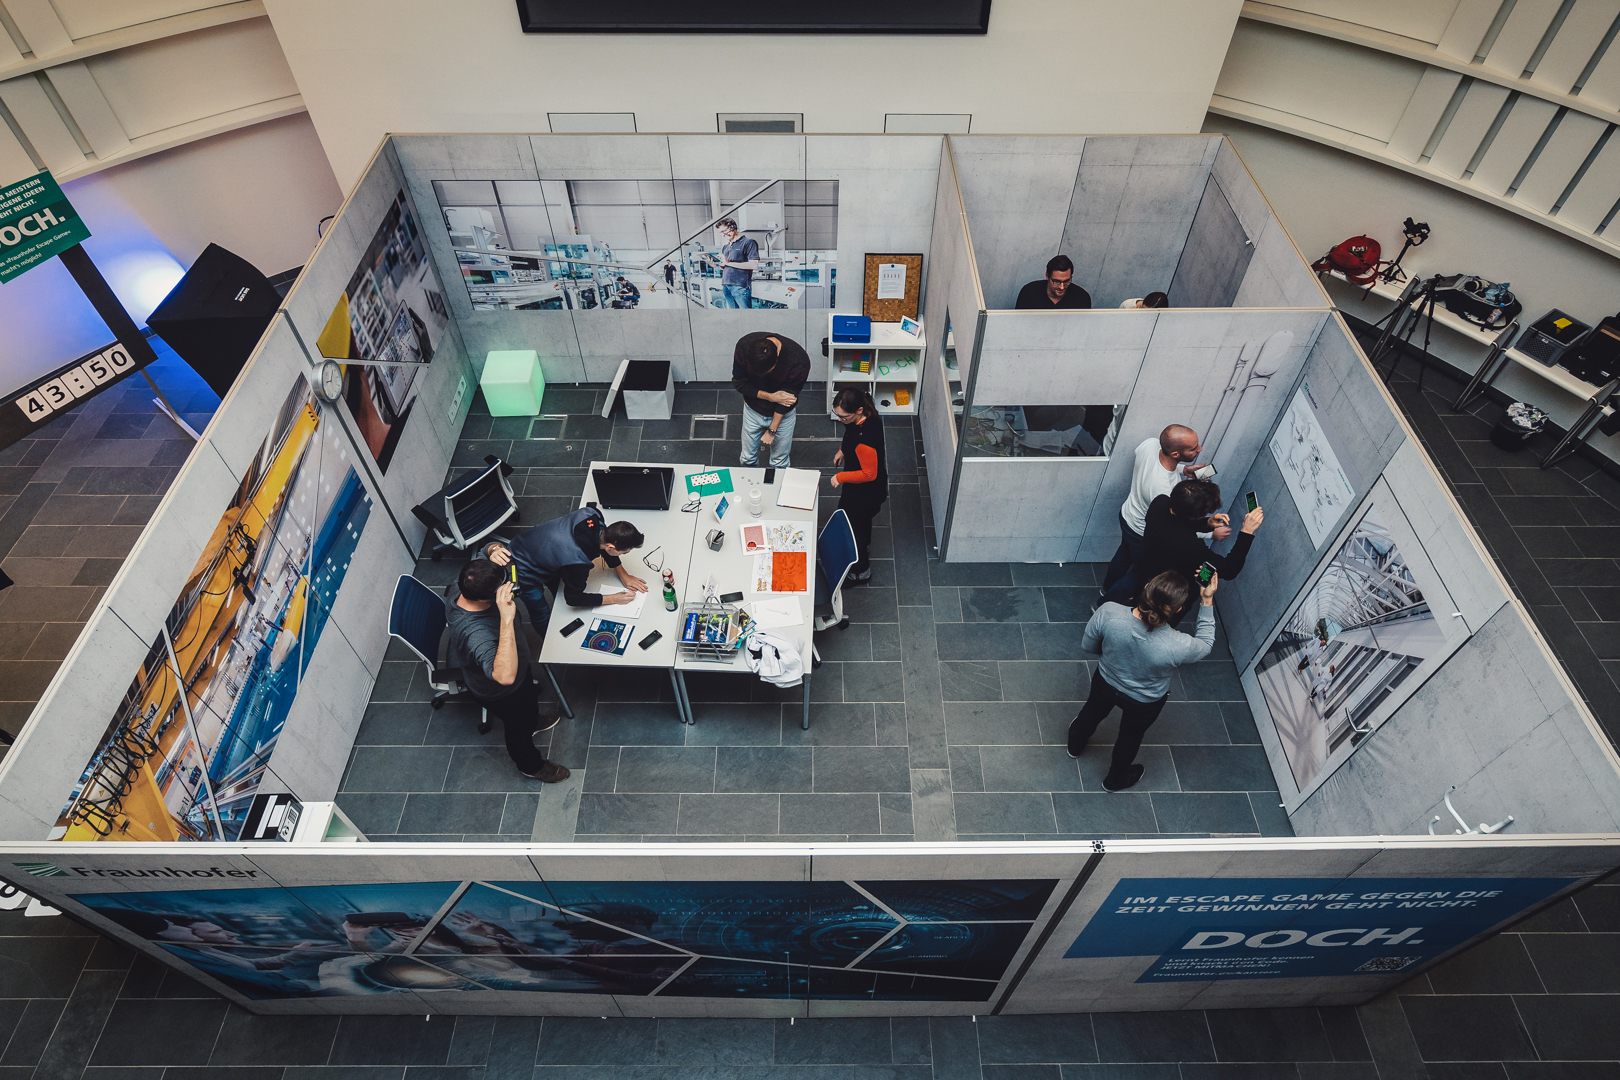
left=0, top=171, right=89, bottom=283
left=685, top=468, right=734, bottom=496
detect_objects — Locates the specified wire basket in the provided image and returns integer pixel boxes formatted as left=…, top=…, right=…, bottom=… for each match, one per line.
left=677, top=598, right=754, bottom=664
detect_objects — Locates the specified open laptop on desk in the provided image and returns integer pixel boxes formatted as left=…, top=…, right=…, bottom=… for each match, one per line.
left=592, top=466, right=674, bottom=510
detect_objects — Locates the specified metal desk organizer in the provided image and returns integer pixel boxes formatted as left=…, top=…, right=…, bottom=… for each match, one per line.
left=677, top=596, right=753, bottom=664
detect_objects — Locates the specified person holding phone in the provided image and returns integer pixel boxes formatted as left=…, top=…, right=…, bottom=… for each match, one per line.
left=1069, top=570, right=1218, bottom=791
left=444, top=561, right=569, bottom=782
left=1100, top=425, right=1229, bottom=604
left=829, top=387, right=888, bottom=585
left=713, top=217, right=759, bottom=308
left=1101, top=478, right=1262, bottom=625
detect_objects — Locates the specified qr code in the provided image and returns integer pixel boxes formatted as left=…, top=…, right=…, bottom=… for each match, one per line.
left=1356, top=956, right=1420, bottom=973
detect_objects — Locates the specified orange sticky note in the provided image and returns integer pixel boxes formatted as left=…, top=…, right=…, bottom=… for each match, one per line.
left=771, top=551, right=808, bottom=592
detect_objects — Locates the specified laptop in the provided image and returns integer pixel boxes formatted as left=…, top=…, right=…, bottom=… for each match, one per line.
left=592, top=466, right=674, bottom=511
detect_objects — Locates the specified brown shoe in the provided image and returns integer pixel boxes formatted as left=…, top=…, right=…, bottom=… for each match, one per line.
left=524, top=762, right=571, bottom=783
left=534, top=712, right=561, bottom=733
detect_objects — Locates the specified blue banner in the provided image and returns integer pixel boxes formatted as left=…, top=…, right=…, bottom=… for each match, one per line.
left=1065, top=877, right=1574, bottom=981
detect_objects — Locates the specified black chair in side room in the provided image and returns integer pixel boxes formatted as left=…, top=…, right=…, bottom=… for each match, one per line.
left=411, top=455, right=519, bottom=560
left=388, top=574, right=491, bottom=733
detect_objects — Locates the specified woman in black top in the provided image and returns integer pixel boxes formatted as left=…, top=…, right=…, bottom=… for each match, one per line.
left=1102, top=478, right=1264, bottom=624
left=829, top=387, right=888, bottom=584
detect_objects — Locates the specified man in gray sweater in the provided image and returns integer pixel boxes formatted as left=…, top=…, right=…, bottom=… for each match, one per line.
left=1068, top=569, right=1217, bottom=791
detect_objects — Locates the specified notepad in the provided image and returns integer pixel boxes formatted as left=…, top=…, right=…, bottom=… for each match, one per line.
left=775, top=467, right=820, bottom=511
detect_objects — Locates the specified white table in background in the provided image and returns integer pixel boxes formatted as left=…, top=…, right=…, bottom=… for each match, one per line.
left=674, top=468, right=819, bottom=730
left=535, top=461, right=705, bottom=721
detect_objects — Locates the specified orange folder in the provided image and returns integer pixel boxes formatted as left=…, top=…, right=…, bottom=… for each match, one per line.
left=771, top=551, right=808, bottom=593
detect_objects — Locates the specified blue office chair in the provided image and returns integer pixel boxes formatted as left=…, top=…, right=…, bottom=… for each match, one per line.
left=388, top=575, right=490, bottom=732
left=411, top=455, right=519, bottom=560
left=812, top=510, right=858, bottom=669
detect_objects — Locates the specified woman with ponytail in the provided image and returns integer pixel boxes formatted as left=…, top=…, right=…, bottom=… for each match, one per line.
left=1067, top=569, right=1217, bottom=791
left=829, top=387, right=888, bottom=584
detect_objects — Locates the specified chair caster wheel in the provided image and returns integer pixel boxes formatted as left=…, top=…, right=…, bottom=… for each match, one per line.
left=477, top=720, right=492, bottom=735
left=837, top=617, right=850, bottom=630
left=431, top=698, right=444, bottom=711
left=812, top=656, right=823, bottom=669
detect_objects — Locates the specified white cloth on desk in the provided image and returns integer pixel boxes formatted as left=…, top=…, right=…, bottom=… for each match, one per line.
left=746, top=631, right=803, bottom=688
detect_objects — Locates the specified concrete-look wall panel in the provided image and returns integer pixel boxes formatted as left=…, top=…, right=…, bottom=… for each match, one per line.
left=0, top=608, right=153, bottom=840
left=1211, top=139, right=1272, bottom=241
left=668, top=134, right=806, bottom=180
left=1293, top=605, right=1620, bottom=836
left=529, top=134, right=673, bottom=179
left=455, top=311, right=586, bottom=386
left=952, top=136, right=1086, bottom=309
left=807, top=135, right=942, bottom=314
left=393, top=134, right=539, bottom=181
left=689, top=307, right=809, bottom=385
left=574, top=308, right=699, bottom=384
left=972, top=310, right=1154, bottom=405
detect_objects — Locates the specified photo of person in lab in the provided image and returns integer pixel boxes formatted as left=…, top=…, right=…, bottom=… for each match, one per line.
left=712, top=216, right=760, bottom=308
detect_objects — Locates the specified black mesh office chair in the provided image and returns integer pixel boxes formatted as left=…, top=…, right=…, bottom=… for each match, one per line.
left=411, top=455, right=519, bottom=560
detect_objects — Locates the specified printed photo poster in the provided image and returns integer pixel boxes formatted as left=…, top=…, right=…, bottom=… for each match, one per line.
left=1253, top=501, right=1449, bottom=792
left=1270, top=382, right=1355, bottom=548
left=1065, top=877, right=1576, bottom=983
left=76, top=877, right=1056, bottom=1002
left=56, top=379, right=372, bottom=843
left=316, top=190, right=449, bottom=473
left=433, top=178, right=838, bottom=313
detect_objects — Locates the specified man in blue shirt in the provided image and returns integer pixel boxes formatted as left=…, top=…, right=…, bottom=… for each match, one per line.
left=713, top=217, right=759, bottom=309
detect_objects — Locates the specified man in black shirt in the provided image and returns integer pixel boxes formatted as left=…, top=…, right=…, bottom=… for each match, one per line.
left=485, top=507, right=646, bottom=630
left=1102, top=479, right=1264, bottom=624
left=444, top=561, right=569, bottom=782
left=732, top=331, right=811, bottom=468
left=1014, top=254, right=1092, bottom=310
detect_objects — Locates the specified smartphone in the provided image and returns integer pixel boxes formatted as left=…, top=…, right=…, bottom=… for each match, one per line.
left=1195, top=563, right=1215, bottom=587
left=1245, top=491, right=1259, bottom=513
left=763, top=467, right=776, bottom=484
left=1189, top=463, right=1217, bottom=481
left=558, top=618, right=585, bottom=637
left=719, top=591, right=745, bottom=604
left=638, top=631, right=662, bottom=650
left=507, top=563, right=519, bottom=584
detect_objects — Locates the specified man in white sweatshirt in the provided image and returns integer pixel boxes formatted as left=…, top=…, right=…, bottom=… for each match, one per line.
left=1099, top=424, right=1230, bottom=599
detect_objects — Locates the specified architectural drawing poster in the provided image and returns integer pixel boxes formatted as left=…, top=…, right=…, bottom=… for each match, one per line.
left=1269, top=382, right=1355, bottom=548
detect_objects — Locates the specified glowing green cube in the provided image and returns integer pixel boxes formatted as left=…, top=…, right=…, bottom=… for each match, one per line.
left=480, top=350, right=545, bottom=416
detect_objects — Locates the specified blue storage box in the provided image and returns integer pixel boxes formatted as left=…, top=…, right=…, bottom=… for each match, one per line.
left=832, top=315, right=871, bottom=344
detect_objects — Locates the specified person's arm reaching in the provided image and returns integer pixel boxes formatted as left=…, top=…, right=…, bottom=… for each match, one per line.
left=492, top=583, right=520, bottom=686
left=559, top=563, right=630, bottom=607
left=1205, top=506, right=1263, bottom=580
left=830, top=443, right=879, bottom=488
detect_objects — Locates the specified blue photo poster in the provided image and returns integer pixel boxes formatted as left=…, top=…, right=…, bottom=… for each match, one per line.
left=1065, top=877, right=1575, bottom=982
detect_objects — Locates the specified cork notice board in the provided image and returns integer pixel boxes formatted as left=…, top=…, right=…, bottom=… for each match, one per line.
left=862, top=253, right=922, bottom=321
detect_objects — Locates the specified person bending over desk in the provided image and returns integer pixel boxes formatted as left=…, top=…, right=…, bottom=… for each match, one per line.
left=829, top=387, right=888, bottom=585
left=733, top=330, right=810, bottom=469
left=1069, top=569, right=1216, bottom=792
left=445, top=561, right=570, bottom=783
left=1015, top=255, right=1091, bottom=309
left=484, top=507, right=646, bottom=630
left=1102, top=478, right=1263, bottom=625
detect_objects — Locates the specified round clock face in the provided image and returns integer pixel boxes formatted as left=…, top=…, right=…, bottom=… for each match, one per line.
left=319, top=360, right=344, bottom=402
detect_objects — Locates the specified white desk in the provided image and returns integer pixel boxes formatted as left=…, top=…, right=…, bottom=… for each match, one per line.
left=535, top=463, right=819, bottom=729
left=535, top=462, right=706, bottom=720
left=675, top=468, right=819, bottom=729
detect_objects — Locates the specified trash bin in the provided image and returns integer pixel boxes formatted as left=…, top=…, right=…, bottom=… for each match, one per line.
left=1489, top=402, right=1547, bottom=451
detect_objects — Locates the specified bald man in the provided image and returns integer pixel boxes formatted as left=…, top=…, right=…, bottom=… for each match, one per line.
left=1100, top=425, right=1230, bottom=599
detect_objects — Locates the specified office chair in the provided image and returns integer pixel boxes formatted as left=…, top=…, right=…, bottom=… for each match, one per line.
left=811, top=509, right=858, bottom=669
left=389, top=575, right=490, bottom=732
left=411, top=455, right=519, bottom=560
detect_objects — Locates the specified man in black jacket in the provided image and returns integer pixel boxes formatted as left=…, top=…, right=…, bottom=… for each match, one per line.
left=732, top=331, right=810, bottom=468
left=1102, top=479, right=1263, bottom=624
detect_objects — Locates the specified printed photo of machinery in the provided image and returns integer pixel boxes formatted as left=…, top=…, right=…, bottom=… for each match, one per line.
left=434, top=179, right=838, bottom=312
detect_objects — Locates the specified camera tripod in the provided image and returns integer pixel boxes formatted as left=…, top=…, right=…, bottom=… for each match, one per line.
left=1366, top=274, right=1443, bottom=390
left=1379, top=217, right=1430, bottom=285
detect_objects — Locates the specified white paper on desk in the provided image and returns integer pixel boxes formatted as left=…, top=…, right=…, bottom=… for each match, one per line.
left=747, top=598, right=802, bottom=630
left=751, top=553, right=773, bottom=593
left=603, top=590, right=647, bottom=619
left=763, top=520, right=809, bottom=552
left=776, top=468, right=819, bottom=510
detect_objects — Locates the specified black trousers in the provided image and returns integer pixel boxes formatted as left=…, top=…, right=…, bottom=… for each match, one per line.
left=1067, top=668, right=1168, bottom=781
left=840, top=491, right=884, bottom=575
left=472, top=672, right=549, bottom=774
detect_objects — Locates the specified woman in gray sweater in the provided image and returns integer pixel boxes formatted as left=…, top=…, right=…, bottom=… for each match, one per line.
left=1068, top=569, right=1217, bottom=791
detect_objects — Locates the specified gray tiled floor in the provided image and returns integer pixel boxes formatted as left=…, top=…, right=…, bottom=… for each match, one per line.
left=5, top=873, right=1619, bottom=1079
left=338, top=383, right=1289, bottom=843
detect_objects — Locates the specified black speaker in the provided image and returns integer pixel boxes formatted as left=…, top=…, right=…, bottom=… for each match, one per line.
left=146, top=244, right=280, bottom=398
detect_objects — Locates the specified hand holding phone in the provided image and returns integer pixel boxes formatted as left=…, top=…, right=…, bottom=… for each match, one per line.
left=1198, top=568, right=1219, bottom=604
left=1241, top=506, right=1265, bottom=534
left=1245, top=491, right=1259, bottom=513
left=1188, top=463, right=1216, bottom=481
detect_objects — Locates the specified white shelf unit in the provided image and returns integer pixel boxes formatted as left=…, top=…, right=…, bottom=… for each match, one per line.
left=825, top=317, right=924, bottom=416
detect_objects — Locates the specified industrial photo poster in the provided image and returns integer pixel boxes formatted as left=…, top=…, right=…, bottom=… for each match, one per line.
left=55, top=380, right=372, bottom=843
left=434, top=178, right=838, bottom=313
left=74, top=877, right=1054, bottom=1002
left=315, top=191, right=449, bottom=473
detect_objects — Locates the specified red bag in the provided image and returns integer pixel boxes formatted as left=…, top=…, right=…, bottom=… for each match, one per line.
left=1311, top=235, right=1383, bottom=285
